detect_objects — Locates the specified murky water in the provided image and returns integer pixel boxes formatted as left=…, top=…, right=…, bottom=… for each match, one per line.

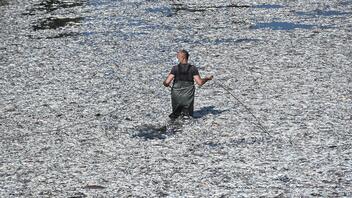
left=1, top=0, right=351, bottom=197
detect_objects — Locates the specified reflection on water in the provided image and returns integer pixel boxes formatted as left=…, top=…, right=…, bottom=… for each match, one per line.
left=33, top=17, right=83, bottom=30
left=296, top=10, right=350, bottom=17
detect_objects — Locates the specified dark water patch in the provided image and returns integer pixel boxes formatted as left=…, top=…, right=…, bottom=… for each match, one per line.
left=171, top=4, right=206, bottom=13
left=46, top=32, right=82, bottom=39
left=277, top=175, right=291, bottom=183
left=254, top=4, right=284, bottom=9
left=148, top=4, right=249, bottom=18
left=22, top=12, right=36, bottom=16
left=203, top=4, right=251, bottom=9
left=28, top=32, right=82, bottom=39
left=69, top=192, right=87, bottom=198
left=235, top=38, right=260, bottom=43
left=33, top=17, right=83, bottom=31
left=78, top=138, right=99, bottom=146
left=251, top=21, right=316, bottom=30
left=95, top=113, right=102, bottom=117
left=170, top=3, right=250, bottom=14
left=146, top=6, right=173, bottom=17
left=193, top=105, right=229, bottom=118
left=204, top=141, right=222, bottom=148
left=132, top=123, right=181, bottom=140
left=341, top=1, right=352, bottom=6
left=24, top=0, right=86, bottom=15
left=296, top=10, right=350, bottom=17
left=0, top=0, right=8, bottom=7
left=83, top=184, right=106, bottom=190
left=227, top=136, right=274, bottom=147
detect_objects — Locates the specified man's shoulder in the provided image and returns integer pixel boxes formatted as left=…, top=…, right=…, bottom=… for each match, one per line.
left=170, top=65, right=178, bottom=74
left=189, top=65, right=199, bottom=75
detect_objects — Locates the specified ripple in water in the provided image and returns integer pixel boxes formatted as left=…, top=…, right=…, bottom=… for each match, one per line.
left=252, top=21, right=317, bottom=30
left=296, top=9, right=351, bottom=17
left=254, top=4, right=284, bottom=9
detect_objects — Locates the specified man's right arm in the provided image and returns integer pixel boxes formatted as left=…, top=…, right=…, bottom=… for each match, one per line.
left=163, top=74, right=175, bottom=87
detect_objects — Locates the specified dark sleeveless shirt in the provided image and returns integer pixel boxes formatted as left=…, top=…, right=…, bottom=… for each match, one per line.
left=170, top=64, right=199, bottom=83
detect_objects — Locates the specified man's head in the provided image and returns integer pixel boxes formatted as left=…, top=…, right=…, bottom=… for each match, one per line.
left=177, top=49, right=189, bottom=64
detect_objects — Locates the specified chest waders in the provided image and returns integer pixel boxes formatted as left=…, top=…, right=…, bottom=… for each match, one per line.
left=169, top=64, right=195, bottom=118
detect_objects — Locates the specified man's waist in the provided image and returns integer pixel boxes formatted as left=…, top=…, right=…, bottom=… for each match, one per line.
left=172, top=81, right=194, bottom=88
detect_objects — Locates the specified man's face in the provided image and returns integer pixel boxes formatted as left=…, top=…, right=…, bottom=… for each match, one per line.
left=177, top=52, right=186, bottom=62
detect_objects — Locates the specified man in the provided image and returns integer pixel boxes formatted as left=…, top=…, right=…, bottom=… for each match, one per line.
left=163, top=49, right=213, bottom=119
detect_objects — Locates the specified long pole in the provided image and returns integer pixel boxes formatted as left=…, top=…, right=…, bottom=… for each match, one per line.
left=214, top=81, right=271, bottom=136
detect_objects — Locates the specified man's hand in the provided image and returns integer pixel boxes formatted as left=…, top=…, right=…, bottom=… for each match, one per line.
left=163, top=81, right=170, bottom=87
left=206, top=75, right=214, bottom=81
left=194, top=75, right=214, bottom=86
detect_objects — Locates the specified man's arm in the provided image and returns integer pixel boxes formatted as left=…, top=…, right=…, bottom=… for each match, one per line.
left=194, top=75, right=213, bottom=86
left=163, top=74, right=175, bottom=87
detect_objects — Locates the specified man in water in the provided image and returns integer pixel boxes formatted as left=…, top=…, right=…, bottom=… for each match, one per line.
left=163, top=49, right=213, bottom=119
